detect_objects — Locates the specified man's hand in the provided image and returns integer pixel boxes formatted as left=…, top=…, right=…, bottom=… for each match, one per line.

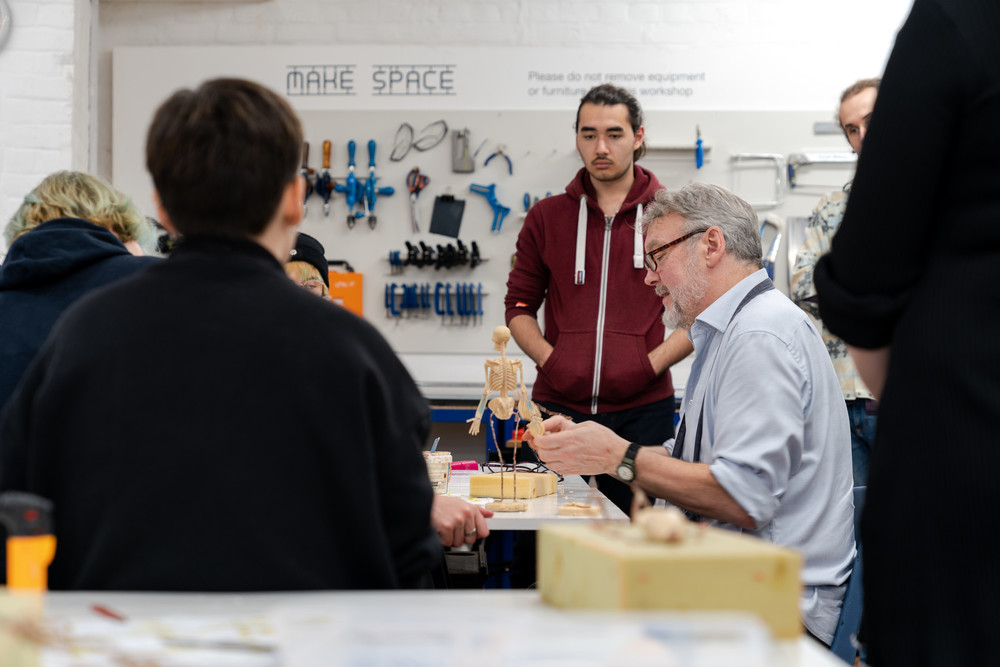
left=431, top=495, right=493, bottom=547
left=527, top=416, right=628, bottom=476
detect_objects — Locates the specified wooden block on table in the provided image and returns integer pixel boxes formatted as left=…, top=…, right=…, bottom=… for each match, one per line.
left=469, top=472, right=558, bottom=498
left=538, top=523, right=803, bottom=639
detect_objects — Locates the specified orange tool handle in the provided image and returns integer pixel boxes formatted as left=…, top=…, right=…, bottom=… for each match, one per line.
left=323, top=140, right=332, bottom=170
left=6, top=535, right=56, bottom=591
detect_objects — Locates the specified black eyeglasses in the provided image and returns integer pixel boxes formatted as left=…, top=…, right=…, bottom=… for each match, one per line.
left=643, top=230, right=706, bottom=272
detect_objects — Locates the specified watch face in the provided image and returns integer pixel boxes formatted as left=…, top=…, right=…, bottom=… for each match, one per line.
left=617, top=464, right=634, bottom=482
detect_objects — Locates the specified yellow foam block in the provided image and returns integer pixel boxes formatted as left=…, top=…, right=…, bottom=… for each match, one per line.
left=0, top=591, right=43, bottom=666
left=538, top=523, right=803, bottom=639
left=468, top=472, right=558, bottom=498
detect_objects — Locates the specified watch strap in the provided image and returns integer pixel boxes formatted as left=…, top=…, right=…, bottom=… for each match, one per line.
left=620, top=441, right=642, bottom=473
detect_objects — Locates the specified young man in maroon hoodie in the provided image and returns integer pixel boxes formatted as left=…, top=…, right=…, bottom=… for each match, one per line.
left=505, top=84, right=693, bottom=515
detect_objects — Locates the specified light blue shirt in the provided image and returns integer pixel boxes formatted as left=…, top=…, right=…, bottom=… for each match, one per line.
left=666, top=269, right=855, bottom=643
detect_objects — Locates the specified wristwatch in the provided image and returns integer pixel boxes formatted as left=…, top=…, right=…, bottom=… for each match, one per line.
left=616, top=442, right=642, bottom=482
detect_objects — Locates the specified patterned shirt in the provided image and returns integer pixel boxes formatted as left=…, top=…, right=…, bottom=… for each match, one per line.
left=790, top=184, right=874, bottom=401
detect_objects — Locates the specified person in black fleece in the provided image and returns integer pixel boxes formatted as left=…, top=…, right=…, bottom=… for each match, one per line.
left=0, top=171, right=159, bottom=415
left=0, top=78, right=441, bottom=591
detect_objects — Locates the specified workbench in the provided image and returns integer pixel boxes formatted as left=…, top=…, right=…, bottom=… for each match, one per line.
left=450, top=470, right=629, bottom=531
left=22, top=590, right=846, bottom=666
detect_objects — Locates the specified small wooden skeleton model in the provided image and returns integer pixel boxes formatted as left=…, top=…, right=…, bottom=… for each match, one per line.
left=467, top=325, right=545, bottom=511
left=467, top=325, right=544, bottom=437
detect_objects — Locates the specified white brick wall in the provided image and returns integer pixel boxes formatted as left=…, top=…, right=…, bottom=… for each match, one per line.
left=0, top=0, right=76, bottom=249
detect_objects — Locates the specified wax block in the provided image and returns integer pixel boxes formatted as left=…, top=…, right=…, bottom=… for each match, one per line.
left=538, top=523, right=803, bottom=639
left=468, top=472, right=558, bottom=498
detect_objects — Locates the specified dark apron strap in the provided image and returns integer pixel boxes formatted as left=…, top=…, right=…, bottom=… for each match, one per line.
left=670, top=277, right=775, bottom=519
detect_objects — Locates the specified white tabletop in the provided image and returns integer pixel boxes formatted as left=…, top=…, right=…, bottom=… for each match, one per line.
left=447, top=470, right=629, bottom=530
left=24, top=590, right=846, bottom=667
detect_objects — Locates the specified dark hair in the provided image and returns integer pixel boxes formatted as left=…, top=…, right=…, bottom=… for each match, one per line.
left=145, top=78, right=303, bottom=237
left=575, top=83, right=646, bottom=161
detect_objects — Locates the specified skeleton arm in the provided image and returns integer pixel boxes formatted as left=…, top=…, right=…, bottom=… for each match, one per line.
left=515, top=360, right=545, bottom=435
left=467, top=362, right=492, bottom=435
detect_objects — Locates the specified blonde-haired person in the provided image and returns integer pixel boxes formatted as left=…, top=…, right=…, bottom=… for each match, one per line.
left=0, top=171, right=159, bottom=413
left=4, top=170, right=153, bottom=254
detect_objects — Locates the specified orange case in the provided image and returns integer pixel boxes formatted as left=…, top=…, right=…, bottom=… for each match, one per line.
left=328, top=271, right=363, bottom=316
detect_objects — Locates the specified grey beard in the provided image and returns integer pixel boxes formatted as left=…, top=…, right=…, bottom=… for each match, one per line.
left=661, top=252, right=707, bottom=330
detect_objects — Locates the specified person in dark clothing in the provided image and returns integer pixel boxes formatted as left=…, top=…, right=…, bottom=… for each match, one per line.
left=285, top=231, right=331, bottom=299
left=0, top=78, right=441, bottom=591
left=814, top=0, right=1000, bottom=663
left=0, top=171, right=159, bottom=416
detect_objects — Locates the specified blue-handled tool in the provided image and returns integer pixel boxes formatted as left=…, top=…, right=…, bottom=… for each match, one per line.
left=434, top=282, right=445, bottom=317
left=333, top=140, right=364, bottom=228
left=484, top=145, right=513, bottom=175
left=388, top=283, right=401, bottom=317
left=363, top=139, right=394, bottom=229
left=477, top=282, right=484, bottom=324
left=695, top=126, right=704, bottom=170
left=469, top=183, right=511, bottom=233
left=445, top=283, right=453, bottom=322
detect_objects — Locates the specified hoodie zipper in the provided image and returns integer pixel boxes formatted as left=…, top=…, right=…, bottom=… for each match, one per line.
left=590, top=214, right=615, bottom=414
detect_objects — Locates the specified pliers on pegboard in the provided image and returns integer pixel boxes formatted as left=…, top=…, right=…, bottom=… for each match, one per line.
left=484, top=145, right=513, bottom=175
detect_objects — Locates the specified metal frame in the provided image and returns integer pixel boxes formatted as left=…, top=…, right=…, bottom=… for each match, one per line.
left=730, top=153, right=787, bottom=209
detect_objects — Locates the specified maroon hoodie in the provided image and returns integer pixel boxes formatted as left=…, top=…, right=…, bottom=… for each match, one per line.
left=505, top=164, right=674, bottom=414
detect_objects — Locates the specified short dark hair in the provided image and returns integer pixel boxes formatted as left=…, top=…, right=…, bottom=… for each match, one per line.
left=575, top=83, right=646, bottom=162
left=145, top=78, right=303, bottom=237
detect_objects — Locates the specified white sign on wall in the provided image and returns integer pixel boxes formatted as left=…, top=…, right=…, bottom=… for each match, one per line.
left=115, top=43, right=895, bottom=115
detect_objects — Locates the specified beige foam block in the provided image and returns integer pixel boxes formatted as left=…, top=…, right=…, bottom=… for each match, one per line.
left=538, top=523, right=803, bottom=639
left=468, top=472, right=558, bottom=498
left=0, top=591, right=43, bottom=666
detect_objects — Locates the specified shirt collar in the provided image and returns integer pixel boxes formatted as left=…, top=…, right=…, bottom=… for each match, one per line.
left=693, top=268, right=771, bottom=334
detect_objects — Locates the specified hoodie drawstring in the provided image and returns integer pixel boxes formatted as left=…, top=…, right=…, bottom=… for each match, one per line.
left=574, top=195, right=587, bottom=285
left=633, top=202, right=644, bottom=270
left=576, top=197, right=646, bottom=284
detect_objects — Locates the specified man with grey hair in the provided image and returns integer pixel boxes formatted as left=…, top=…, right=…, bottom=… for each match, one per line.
left=530, top=183, right=856, bottom=644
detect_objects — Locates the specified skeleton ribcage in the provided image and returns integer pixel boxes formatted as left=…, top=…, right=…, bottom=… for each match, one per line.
left=488, top=363, right=517, bottom=391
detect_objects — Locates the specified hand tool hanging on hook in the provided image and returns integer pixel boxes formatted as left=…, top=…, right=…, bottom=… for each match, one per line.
left=316, top=140, right=336, bottom=216
left=363, top=139, right=394, bottom=229
left=407, top=167, right=429, bottom=234
left=334, top=140, right=364, bottom=228
left=484, top=145, right=513, bottom=175
left=696, top=126, right=705, bottom=170
left=300, top=142, right=315, bottom=217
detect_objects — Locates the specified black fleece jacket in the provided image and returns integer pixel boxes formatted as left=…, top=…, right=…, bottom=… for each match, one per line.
left=0, top=235, right=440, bottom=591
